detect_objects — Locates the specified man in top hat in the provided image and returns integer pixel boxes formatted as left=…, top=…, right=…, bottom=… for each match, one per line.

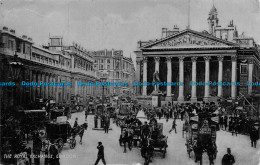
left=94, top=142, right=106, bottom=165
left=222, top=148, right=235, bottom=165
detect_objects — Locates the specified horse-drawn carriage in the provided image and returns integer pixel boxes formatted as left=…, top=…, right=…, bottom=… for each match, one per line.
left=44, top=121, right=76, bottom=152
left=184, top=112, right=218, bottom=165
left=148, top=122, right=168, bottom=158
left=42, top=120, right=88, bottom=152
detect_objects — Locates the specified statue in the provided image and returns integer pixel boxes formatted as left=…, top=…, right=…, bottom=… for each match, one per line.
left=153, top=71, right=161, bottom=92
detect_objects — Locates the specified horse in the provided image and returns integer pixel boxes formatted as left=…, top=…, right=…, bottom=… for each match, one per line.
left=140, top=137, right=153, bottom=165
left=119, top=128, right=133, bottom=153
left=71, top=123, right=88, bottom=144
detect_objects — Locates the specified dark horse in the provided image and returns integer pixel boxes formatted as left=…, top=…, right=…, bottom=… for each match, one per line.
left=193, top=140, right=217, bottom=165
left=71, top=123, right=88, bottom=144
left=119, top=128, right=133, bottom=153
left=140, top=137, right=154, bottom=165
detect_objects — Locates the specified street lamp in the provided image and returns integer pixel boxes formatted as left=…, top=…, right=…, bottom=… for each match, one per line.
left=92, top=71, right=108, bottom=130
left=9, top=51, right=23, bottom=112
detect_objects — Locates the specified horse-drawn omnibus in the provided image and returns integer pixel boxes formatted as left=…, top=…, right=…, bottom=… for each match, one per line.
left=184, top=111, right=218, bottom=165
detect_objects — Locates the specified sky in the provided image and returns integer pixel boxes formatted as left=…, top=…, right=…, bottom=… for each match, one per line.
left=0, top=0, right=260, bottom=64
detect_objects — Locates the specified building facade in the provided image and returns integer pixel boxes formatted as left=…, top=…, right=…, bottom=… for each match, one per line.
left=0, top=27, right=100, bottom=114
left=91, top=49, right=135, bottom=97
left=135, top=6, right=260, bottom=103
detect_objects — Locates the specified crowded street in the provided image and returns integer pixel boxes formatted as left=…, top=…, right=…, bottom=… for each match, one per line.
left=1, top=0, right=260, bottom=165
left=57, top=112, right=259, bottom=165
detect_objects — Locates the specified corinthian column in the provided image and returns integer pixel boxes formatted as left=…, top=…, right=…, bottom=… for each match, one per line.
left=217, top=56, right=224, bottom=98
left=166, top=57, right=172, bottom=98
left=204, top=56, right=211, bottom=102
left=178, top=57, right=185, bottom=102
left=231, top=56, right=237, bottom=99
left=142, top=57, right=147, bottom=96
left=191, top=57, right=197, bottom=102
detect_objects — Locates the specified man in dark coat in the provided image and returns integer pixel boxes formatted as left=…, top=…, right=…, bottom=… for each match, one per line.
left=73, top=117, right=79, bottom=128
left=94, top=142, right=106, bottom=165
left=224, top=116, right=228, bottom=130
left=33, top=133, right=42, bottom=165
left=250, top=127, right=259, bottom=148
left=222, top=148, right=235, bottom=165
left=169, top=119, right=177, bottom=134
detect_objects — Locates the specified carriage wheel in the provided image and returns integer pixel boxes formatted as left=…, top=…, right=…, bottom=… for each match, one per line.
left=69, top=138, right=76, bottom=149
left=162, top=146, right=167, bottom=158
left=55, top=138, right=64, bottom=153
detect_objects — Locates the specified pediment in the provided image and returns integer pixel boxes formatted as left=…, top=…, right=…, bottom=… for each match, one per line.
left=142, top=29, right=238, bottom=49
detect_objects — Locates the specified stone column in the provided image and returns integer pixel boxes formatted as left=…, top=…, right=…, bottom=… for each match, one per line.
left=29, top=70, right=33, bottom=102
left=48, top=74, right=52, bottom=98
left=217, top=56, right=224, bottom=98
left=45, top=73, right=49, bottom=98
left=178, top=57, right=185, bottom=102
left=248, top=60, right=254, bottom=95
left=32, top=71, right=37, bottom=101
left=142, top=57, right=147, bottom=96
left=204, top=56, right=211, bottom=102
left=191, top=57, right=197, bottom=102
left=37, top=72, right=41, bottom=98
left=41, top=73, right=45, bottom=98
left=166, top=57, right=172, bottom=99
left=231, top=56, right=237, bottom=99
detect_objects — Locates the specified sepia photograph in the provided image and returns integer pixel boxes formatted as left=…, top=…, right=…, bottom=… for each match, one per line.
left=0, top=0, right=260, bottom=165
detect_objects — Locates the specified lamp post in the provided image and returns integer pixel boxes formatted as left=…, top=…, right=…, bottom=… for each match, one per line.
left=93, top=71, right=108, bottom=130
left=9, top=51, right=23, bottom=112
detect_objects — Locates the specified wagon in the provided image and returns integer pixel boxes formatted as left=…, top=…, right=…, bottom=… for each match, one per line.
left=149, top=123, right=168, bottom=158
left=184, top=112, right=218, bottom=165
left=44, top=122, right=76, bottom=152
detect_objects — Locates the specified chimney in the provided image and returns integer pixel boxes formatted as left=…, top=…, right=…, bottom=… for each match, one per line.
left=162, top=28, right=167, bottom=38
left=3, top=26, right=8, bottom=31
left=28, top=37, right=33, bottom=41
left=173, top=25, right=179, bottom=33
left=22, top=35, right=27, bottom=39
left=10, top=29, right=15, bottom=34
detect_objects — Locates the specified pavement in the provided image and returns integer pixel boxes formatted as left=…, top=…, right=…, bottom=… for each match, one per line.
left=56, top=112, right=260, bottom=165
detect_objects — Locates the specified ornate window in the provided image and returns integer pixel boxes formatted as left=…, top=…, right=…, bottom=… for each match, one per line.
left=240, top=64, right=247, bottom=74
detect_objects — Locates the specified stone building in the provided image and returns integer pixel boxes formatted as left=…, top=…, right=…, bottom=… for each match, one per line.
left=91, top=49, right=135, bottom=97
left=0, top=27, right=100, bottom=113
left=135, top=6, right=260, bottom=103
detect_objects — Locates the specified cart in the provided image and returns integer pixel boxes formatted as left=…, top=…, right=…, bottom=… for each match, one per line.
left=184, top=112, right=218, bottom=165
left=149, top=123, right=168, bottom=158
left=44, top=122, right=76, bottom=152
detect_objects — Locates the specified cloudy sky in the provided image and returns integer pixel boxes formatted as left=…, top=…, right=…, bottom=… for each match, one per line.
left=0, top=0, right=260, bottom=62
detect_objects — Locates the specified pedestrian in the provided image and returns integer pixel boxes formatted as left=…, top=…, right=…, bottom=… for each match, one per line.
left=232, top=122, right=238, bottom=136
left=221, top=148, right=235, bottom=165
left=49, top=144, right=60, bottom=165
left=224, top=116, right=228, bottom=131
left=24, top=146, right=32, bottom=165
left=73, top=117, right=78, bottom=128
left=94, top=142, right=106, bottom=165
left=84, top=107, right=88, bottom=121
left=250, top=127, right=259, bottom=148
left=220, top=116, right=223, bottom=129
left=169, top=119, right=177, bottom=134
left=104, top=114, right=110, bottom=134
left=158, top=109, right=162, bottom=120
left=33, top=133, right=42, bottom=165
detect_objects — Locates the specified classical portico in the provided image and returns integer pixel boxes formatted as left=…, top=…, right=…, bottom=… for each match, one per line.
left=138, top=29, right=239, bottom=102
